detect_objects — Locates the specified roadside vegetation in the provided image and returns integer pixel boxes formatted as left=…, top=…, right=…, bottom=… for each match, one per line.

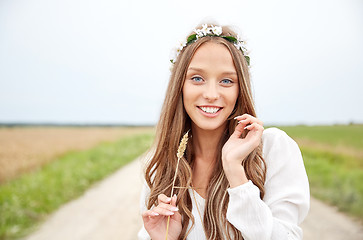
left=0, top=126, right=153, bottom=183
left=278, top=125, right=363, bottom=221
left=0, top=130, right=154, bottom=240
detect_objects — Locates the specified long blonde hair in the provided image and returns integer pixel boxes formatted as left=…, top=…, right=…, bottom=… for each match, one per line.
left=144, top=24, right=266, bottom=240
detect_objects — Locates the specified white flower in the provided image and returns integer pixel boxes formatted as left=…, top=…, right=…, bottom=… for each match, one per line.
left=177, top=41, right=186, bottom=52
left=195, top=24, right=222, bottom=37
left=169, top=40, right=188, bottom=64
left=169, top=47, right=178, bottom=63
left=201, top=24, right=209, bottom=36
left=211, top=26, right=222, bottom=36
left=194, top=29, right=204, bottom=38
left=241, top=42, right=248, bottom=53
left=235, top=35, right=248, bottom=53
left=171, top=25, right=250, bottom=67
left=242, top=45, right=248, bottom=53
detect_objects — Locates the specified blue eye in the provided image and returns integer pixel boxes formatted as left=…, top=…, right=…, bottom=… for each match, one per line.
left=191, top=76, right=203, bottom=82
left=221, top=79, right=233, bottom=84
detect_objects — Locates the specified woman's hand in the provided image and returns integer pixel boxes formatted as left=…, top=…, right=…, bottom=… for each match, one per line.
left=142, top=194, right=182, bottom=240
left=222, top=114, right=264, bottom=187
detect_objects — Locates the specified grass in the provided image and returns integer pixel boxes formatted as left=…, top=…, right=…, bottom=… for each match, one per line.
left=0, top=132, right=154, bottom=240
left=301, top=147, right=363, bottom=218
left=0, top=126, right=154, bottom=182
left=278, top=124, right=363, bottom=149
left=277, top=125, right=363, bottom=221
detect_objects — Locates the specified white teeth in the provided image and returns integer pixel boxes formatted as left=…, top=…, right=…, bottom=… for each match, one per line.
left=200, top=106, right=220, bottom=114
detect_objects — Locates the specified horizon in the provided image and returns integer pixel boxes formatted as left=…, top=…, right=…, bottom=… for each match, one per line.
left=1, top=0, right=362, bottom=125
left=1, top=121, right=362, bottom=127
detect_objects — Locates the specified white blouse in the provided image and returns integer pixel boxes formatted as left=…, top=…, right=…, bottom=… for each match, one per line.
left=138, top=127, right=310, bottom=240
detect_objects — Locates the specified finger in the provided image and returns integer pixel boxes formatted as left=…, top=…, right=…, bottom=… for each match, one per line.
left=235, top=114, right=263, bottom=126
left=234, top=113, right=256, bottom=123
left=243, top=123, right=264, bottom=147
left=171, top=210, right=182, bottom=222
left=244, top=122, right=264, bottom=132
left=238, top=118, right=263, bottom=127
left=142, top=210, right=160, bottom=219
left=170, top=194, right=177, bottom=206
left=157, top=202, right=179, bottom=212
left=230, top=120, right=247, bottom=139
left=245, top=123, right=264, bottom=141
left=232, top=115, right=259, bottom=139
left=152, top=206, right=175, bottom=216
left=233, top=113, right=251, bottom=120
left=158, top=194, right=172, bottom=205
left=170, top=195, right=182, bottom=222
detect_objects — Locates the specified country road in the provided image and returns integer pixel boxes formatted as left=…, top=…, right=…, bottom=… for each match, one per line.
left=25, top=158, right=363, bottom=240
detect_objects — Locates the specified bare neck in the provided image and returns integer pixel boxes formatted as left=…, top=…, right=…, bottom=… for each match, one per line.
left=190, top=124, right=226, bottom=197
left=191, top=126, right=224, bottom=161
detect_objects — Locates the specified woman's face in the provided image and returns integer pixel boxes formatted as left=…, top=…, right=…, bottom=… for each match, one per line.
left=183, top=42, right=239, bottom=132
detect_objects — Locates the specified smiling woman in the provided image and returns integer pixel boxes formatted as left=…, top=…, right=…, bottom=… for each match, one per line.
left=183, top=42, right=239, bottom=132
left=138, top=23, right=310, bottom=240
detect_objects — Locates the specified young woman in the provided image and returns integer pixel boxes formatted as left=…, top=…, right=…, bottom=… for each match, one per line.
left=138, top=23, right=310, bottom=240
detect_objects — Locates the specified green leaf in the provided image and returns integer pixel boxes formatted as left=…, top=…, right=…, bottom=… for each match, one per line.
left=187, top=34, right=197, bottom=44
left=245, top=56, right=250, bottom=66
left=222, top=36, right=237, bottom=43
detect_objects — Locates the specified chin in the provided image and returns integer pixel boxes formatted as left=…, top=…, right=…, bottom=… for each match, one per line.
left=194, top=119, right=227, bottom=131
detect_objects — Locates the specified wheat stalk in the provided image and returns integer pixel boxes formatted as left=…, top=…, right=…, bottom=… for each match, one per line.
left=165, top=130, right=189, bottom=240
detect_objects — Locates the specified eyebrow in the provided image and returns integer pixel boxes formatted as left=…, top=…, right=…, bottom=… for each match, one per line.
left=187, top=67, right=237, bottom=75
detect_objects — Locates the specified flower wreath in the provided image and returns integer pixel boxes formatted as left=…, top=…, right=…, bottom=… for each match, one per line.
left=170, top=24, right=250, bottom=66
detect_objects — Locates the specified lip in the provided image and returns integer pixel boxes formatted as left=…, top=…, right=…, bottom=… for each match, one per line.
left=197, top=105, right=223, bottom=118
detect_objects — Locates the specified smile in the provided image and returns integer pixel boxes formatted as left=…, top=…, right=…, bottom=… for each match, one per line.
left=198, top=106, right=222, bottom=114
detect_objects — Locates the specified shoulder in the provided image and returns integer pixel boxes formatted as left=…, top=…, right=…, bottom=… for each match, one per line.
left=261, top=127, right=306, bottom=187
left=261, top=127, right=305, bottom=176
left=262, top=127, right=295, bottom=144
left=262, top=127, right=300, bottom=158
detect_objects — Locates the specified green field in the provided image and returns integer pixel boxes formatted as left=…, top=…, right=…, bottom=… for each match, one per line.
left=1, top=125, right=362, bottom=239
left=0, top=132, right=154, bottom=240
left=278, top=125, right=363, bottom=149
left=278, top=125, right=363, bottom=221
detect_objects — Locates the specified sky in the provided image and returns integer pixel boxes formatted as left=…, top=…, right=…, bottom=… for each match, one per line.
left=0, top=0, right=362, bottom=125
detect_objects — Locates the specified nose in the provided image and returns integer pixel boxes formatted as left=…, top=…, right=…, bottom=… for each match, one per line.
left=203, top=82, right=220, bottom=101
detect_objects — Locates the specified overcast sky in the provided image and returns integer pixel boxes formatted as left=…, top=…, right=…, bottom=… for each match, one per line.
left=0, top=0, right=362, bottom=125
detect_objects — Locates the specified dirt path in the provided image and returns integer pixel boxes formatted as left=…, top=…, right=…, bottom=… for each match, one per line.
left=25, top=158, right=363, bottom=240
left=25, top=158, right=145, bottom=240
left=301, top=197, right=363, bottom=239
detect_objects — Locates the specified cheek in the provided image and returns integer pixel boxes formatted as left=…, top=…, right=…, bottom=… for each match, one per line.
left=182, top=86, right=188, bottom=105
left=182, top=85, right=192, bottom=112
left=226, top=88, right=239, bottom=107
left=182, top=83, right=198, bottom=105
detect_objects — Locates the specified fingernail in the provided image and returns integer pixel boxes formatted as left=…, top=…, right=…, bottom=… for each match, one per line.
left=234, top=116, right=238, bottom=119
left=173, top=194, right=177, bottom=199
left=152, top=212, right=159, bottom=216
left=166, top=197, right=171, bottom=202
left=171, top=207, right=179, bottom=211
left=244, top=126, right=249, bottom=130
left=167, top=211, right=174, bottom=216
